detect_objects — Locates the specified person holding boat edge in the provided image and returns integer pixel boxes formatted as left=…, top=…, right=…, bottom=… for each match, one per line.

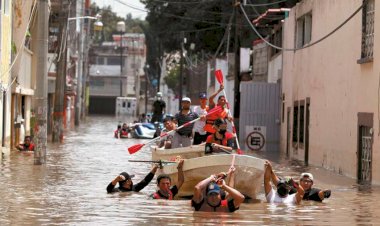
left=264, top=160, right=304, bottom=204
left=107, top=164, right=159, bottom=193
left=192, top=172, right=245, bottom=212
left=152, top=159, right=184, bottom=199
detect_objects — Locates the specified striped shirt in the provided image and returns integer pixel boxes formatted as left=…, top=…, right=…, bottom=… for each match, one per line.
left=175, top=110, right=199, bottom=136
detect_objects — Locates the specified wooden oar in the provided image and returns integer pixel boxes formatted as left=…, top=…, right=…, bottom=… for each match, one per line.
left=128, top=106, right=224, bottom=154
left=215, top=69, right=243, bottom=155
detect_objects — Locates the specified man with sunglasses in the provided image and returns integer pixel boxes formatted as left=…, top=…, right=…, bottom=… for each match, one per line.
left=294, top=173, right=331, bottom=202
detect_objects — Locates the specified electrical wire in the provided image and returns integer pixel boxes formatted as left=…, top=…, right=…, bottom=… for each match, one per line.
left=244, top=0, right=287, bottom=7
left=146, top=0, right=219, bottom=4
left=240, top=2, right=365, bottom=51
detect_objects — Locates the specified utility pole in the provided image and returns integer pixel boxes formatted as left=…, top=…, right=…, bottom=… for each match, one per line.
left=33, top=0, right=49, bottom=164
left=75, top=1, right=84, bottom=126
left=234, top=0, right=241, bottom=120
left=52, top=0, right=69, bottom=142
left=178, top=31, right=184, bottom=110
left=120, top=32, right=123, bottom=96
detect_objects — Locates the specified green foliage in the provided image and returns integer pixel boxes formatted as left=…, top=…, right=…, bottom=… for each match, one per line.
left=164, top=64, right=180, bottom=94
left=90, top=3, right=145, bottom=44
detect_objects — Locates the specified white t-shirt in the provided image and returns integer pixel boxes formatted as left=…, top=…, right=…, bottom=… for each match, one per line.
left=266, top=188, right=296, bottom=204
left=192, top=105, right=208, bottom=135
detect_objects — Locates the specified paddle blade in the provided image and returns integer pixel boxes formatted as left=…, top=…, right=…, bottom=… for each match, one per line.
left=237, top=149, right=244, bottom=155
left=128, top=143, right=145, bottom=154
left=215, top=69, right=224, bottom=85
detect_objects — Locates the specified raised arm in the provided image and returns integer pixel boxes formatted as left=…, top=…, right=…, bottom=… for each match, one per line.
left=264, top=160, right=274, bottom=196
left=294, top=182, right=305, bottom=204
left=133, top=164, right=159, bottom=192
left=208, top=85, right=224, bottom=108
left=219, top=179, right=245, bottom=208
left=176, top=160, right=185, bottom=189
left=193, top=174, right=216, bottom=203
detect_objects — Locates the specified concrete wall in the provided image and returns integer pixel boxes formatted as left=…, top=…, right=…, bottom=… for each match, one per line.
left=281, top=0, right=380, bottom=182
left=1, top=0, right=13, bottom=156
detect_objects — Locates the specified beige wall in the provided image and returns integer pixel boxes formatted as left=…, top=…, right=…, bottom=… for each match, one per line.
left=281, top=0, right=380, bottom=182
left=1, top=0, right=14, bottom=155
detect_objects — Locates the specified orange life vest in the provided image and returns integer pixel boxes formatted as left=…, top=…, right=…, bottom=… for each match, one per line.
left=152, top=190, right=174, bottom=200
left=204, top=107, right=227, bottom=133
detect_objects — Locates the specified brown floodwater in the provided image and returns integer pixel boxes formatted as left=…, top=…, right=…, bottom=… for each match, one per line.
left=1, top=116, right=379, bottom=225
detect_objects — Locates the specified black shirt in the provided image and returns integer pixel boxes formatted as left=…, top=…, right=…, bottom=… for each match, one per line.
left=303, top=188, right=323, bottom=202
left=191, top=198, right=239, bottom=212
left=174, top=111, right=199, bottom=136
left=153, top=100, right=166, bottom=115
left=106, top=172, right=155, bottom=193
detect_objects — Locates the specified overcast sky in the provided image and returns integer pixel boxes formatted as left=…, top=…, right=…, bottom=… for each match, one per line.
left=92, top=0, right=147, bottom=19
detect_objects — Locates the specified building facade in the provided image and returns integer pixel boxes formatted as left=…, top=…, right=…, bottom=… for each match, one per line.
left=281, top=0, right=379, bottom=183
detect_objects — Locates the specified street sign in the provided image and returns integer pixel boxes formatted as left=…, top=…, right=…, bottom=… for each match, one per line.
left=246, top=126, right=266, bottom=151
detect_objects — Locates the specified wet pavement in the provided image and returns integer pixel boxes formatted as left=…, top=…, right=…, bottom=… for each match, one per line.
left=1, top=115, right=380, bottom=225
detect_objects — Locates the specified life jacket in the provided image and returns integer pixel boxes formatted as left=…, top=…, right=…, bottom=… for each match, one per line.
left=206, top=132, right=234, bottom=146
left=120, top=129, right=128, bottom=137
left=25, top=143, right=35, bottom=151
left=152, top=190, right=174, bottom=200
left=204, top=107, right=227, bottom=133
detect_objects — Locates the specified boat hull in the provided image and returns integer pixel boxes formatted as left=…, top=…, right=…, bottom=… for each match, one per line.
left=151, top=145, right=205, bottom=161
left=158, top=154, right=265, bottom=199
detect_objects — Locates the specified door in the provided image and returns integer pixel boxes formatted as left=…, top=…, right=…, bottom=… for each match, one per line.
left=358, top=125, right=372, bottom=184
left=305, top=102, right=310, bottom=165
left=286, top=107, right=290, bottom=156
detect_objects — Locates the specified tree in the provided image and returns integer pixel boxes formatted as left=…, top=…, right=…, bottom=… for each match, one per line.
left=164, top=64, right=180, bottom=95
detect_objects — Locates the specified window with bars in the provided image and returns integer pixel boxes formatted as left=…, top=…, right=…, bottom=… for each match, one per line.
left=358, top=0, right=374, bottom=64
left=296, top=12, right=312, bottom=48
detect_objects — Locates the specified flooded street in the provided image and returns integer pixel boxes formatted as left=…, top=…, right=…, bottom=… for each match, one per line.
left=1, top=116, right=380, bottom=225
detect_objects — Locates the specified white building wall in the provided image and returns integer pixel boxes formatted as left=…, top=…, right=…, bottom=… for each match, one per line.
left=281, top=0, right=380, bottom=182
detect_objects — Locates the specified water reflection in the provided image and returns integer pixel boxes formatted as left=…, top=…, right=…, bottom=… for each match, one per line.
left=0, top=115, right=380, bottom=225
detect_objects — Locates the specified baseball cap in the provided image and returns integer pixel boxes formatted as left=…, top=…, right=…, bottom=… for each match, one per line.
left=206, top=182, right=221, bottom=195
left=300, top=172, right=314, bottom=181
left=181, top=97, right=191, bottom=103
left=120, top=172, right=135, bottom=181
left=199, top=92, right=207, bottom=99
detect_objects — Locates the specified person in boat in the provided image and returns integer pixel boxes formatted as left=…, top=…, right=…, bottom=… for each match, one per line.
left=204, top=85, right=231, bottom=135
left=264, top=160, right=304, bottom=204
left=172, top=97, right=199, bottom=148
left=114, top=124, right=121, bottom=138
left=119, top=123, right=129, bottom=138
left=158, top=117, right=177, bottom=149
left=16, top=136, right=35, bottom=151
left=106, top=164, right=159, bottom=193
left=191, top=173, right=245, bottom=212
left=205, top=118, right=235, bottom=154
left=287, top=173, right=331, bottom=202
left=192, top=92, right=209, bottom=145
left=139, top=113, right=149, bottom=123
left=152, top=159, right=184, bottom=200
left=151, top=92, right=166, bottom=123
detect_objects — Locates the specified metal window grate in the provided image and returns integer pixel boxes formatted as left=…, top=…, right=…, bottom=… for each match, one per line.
left=361, top=0, right=375, bottom=59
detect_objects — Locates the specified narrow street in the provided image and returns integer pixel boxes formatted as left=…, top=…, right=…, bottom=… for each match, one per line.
left=0, top=116, right=379, bottom=225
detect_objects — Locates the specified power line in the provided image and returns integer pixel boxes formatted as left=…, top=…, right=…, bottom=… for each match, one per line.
left=245, top=0, right=287, bottom=7
left=240, top=2, right=365, bottom=51
left=146, top=0, right=219, bottom=4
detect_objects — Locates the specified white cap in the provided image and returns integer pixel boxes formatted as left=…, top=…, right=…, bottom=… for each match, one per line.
left=181, top=97, right=191, bottom=103
left=300, top=173, right=314, bottom=181
left=156, top=92, right=162, bottom=97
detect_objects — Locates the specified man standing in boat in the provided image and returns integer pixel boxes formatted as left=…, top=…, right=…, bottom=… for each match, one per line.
left=151, top=92, right=166, bottom=123
left=204, top=85, right=231, bottom=134
left=192, top=92, right=209, bottom=145
left=152, top=159, right=184, bottom=199
left=106, top=164, right=159, bottom=193
left=172, top=97, right=199, bottom=148
left=191, top=173, right=245, bottom=212
left=205, top=118, right=235, bottom=153
left=264, top=160, right=304, bottom=204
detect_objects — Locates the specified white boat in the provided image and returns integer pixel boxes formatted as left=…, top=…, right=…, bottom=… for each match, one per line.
left=157, top=154, right=265, bottom=199
left=151, top=145, right=205, bottom=161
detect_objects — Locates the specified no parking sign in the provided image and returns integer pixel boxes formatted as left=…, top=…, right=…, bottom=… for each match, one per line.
left=245, top=126, right=266, bottom=151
